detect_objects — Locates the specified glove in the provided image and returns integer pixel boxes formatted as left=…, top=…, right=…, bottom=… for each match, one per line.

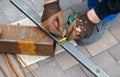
left=0, top=29, right=1, bottom=36
left=41, top=0, right=64, bottom=37
left=66, top=13, right=97, bottom=40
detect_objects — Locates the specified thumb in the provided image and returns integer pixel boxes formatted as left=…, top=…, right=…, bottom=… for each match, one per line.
left=66, top=19, right=76, bottom=37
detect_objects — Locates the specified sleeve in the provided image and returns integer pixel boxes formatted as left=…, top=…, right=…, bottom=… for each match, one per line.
left=94, top=0, right=120, bottom=20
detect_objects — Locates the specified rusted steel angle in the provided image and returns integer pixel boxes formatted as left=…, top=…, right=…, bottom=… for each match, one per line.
left=0, top=25, right=55, bottom=56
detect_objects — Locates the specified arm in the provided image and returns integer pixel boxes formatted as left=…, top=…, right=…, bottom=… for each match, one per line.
left=44, top=0, right=57, bottom=4
left=94, top=0, right=120, bottom=20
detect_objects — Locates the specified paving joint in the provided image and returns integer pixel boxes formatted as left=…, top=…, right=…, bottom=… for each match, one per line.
left=107, top=44, right=120, bottom=64
left=108, top=29, right=120, bottom=43
left=83, top=46, right=93, bottom=57
left=79, top=64, right=92, bottom=77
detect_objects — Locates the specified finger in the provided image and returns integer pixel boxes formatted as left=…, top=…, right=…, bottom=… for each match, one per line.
left=76, top=27, right=82, bottom=32
left=42, top=21, right=50, bottom=32
left=68, top=30, right=79, bottom=40
left=49, top=22, right=62, bottom=36
left=66, top=19, right=76, bottom=36
left=57, top=12, right=64, bottom=33
left=76, top=27, right=82, bottom=36
left=50, top=27, right=62, bottom=36
left=0, top=29, right=1, bottom=34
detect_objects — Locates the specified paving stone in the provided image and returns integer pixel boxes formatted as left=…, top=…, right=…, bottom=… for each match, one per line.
left=108, top=44, right=120, bottom=61
left=55, top=40, right=77, bottom=55
left=76, top=46, right=91, bottom=58
left=22, top=0, right=41, bottom=13
left=24, top=63, right=39, bottom=73
left=60, top=0, right=82, bottom=11
left=38, top=57, right=54, bottom=66
left=27, top=60, right=66, bottom=77
left=0, top=0, right=25, bottom=22
left=23, top=0, right=82, bottom=13
left=72, top=1, right=88, bottom=14
left=0, top=71, right=4, bottom=77
left=26, top=68, right=40, bottom=77
left=91, top=51, right=120, bottom=77
left=110, top=26, right=120, bottom=42
left=65, top=64, right=87, bottom=77
left=109, top=14, right=120, bottom=30
left=0, top=12, right=10, bottom=24
left=30, top=0, right=44, bottom=13
left=63, top=9, right=73, bottom=23
left=55, top=52, right=78, bottom=70
left=79, top=64, right=95, bottom=77
left=85, top=31, right=119, bottom=56
left=118, top=60, right=120, bottom=64
left=115, top=14, right=120, bottom=22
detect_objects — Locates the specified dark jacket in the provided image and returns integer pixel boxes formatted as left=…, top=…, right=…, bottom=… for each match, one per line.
left=94, top=0, right=120, bottom=20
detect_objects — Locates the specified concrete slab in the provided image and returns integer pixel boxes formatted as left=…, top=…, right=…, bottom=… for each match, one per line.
left=55, top=52, right=78, bottom=70
left=91, top=51, right=120, bottom=77
left=38, top=57, right=54, bottom=66
left=110, top=27, right=120, bottom=42
left=76, top=46, right=91, bottom=58
left=85, top=31, right=119, bottom=56
left=65, top=65, right=87, bottom=77
left=0, top=10, right=10, bottom=24
left=0, top=0, right=25, bottom=22
left=63, top=9, right=73, bottom=23
left=27, top=60, right=66, bottom=77
left=22, top=0, right=41, bottom=13
left=60, top=0, right=82, bottom=11
left=72, top=1, right=88, bottom=14
left=109, top=14, right=120, bottom=28
left=79, top=64, right=95, bottom=77
left=0, top=71, right=5, bottom=77
left=108, top=44, right=120, bottom=61
left=29, top=0, right=44, bottom=13
left=23, top=63, right=39, bottom=73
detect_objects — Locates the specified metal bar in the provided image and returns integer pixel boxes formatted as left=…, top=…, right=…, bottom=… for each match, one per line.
left=5, top=54, right=20, bottom=77
left=0, top=25, right=55, bottom=56
left=10, top=0, right=110, bottom=77
left=2, top=54, right=14, bottom=77
left=13, top=54, right=27, bottom=77
left=15, top=54, right=37, bottom=77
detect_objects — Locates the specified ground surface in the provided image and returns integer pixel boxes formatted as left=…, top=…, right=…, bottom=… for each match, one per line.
left=0, top=0, right=120, bottom=77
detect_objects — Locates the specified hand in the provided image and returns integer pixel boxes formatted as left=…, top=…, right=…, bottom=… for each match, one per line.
left=0, top=29, right=1, bottom=38
left=42, top=0, right=64, bottom=37
left=66, top=13, right=97, bottom=40
left=0, top=29, right=1, bottom=35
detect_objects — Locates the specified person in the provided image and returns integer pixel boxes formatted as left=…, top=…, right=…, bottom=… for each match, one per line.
left=41, top=0, right=120, bottom=45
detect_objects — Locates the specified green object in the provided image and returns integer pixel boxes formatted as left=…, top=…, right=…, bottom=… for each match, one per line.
left=67, top=12, right=81, bottom=25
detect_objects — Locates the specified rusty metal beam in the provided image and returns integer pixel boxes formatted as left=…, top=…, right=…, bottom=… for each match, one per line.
left=0, top=25, right=55, bottom=56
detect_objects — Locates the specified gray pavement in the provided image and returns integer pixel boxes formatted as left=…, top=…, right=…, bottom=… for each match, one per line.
left=0, top=0, right=120, bottom=77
